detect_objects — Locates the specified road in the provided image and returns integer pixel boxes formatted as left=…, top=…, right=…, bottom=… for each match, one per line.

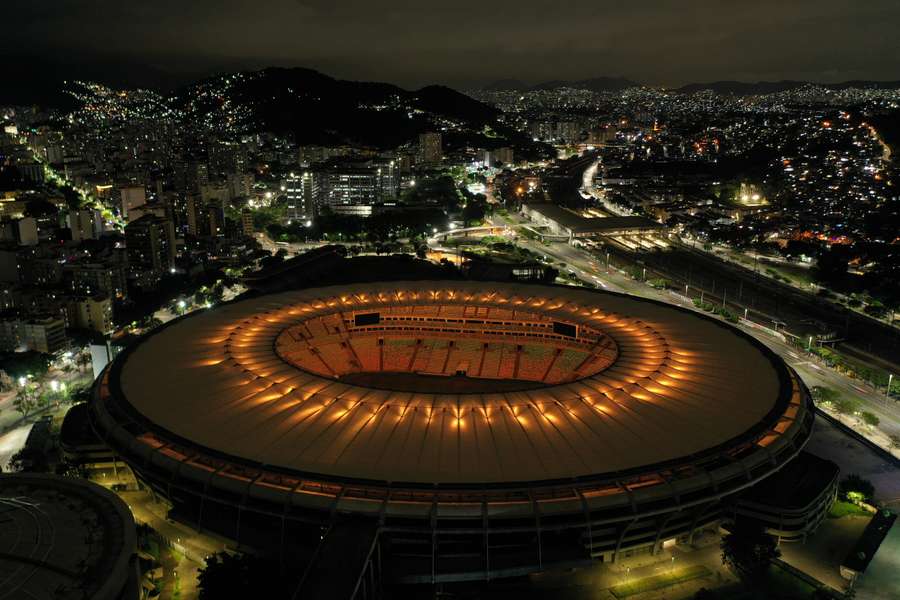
left=255, top=232, right=325, bottom=255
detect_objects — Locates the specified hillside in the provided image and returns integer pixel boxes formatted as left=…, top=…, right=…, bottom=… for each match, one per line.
left=173, top=68, right=501, bottom=147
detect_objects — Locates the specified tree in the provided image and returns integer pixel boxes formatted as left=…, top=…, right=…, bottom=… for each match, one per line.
left=13, top=386, right=38, bottom=419
left=814, top=246, right=849, bottom=284
left=462, top=199, right=486, bottom=226
left=861, top=411, right=880, bottom=427
left=721, top=521, right=780, bottom=581
left=839, top=474, right=875, bottom=503
left=810, top=386, right=839, bottom=405
left=7, top=445, right=51, bottom=473
left=198, top=552, right=296, bottom=600
left=0, top=351, right=52, bottom=379
left=833, top=397, right=860, bottom=416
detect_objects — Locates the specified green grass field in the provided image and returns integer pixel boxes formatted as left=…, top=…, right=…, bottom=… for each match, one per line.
left=609, top=564, right=711, bottom=598
left=828, top=500, right=870, bottom=519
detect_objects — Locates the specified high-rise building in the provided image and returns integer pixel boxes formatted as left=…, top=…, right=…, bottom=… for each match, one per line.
left=67, top=294, right=114, bottom=334
left=207, top=203, right=225, bottom=237
left=194, top=163, right=209, bottom=190
left=16, top=217, right=38, bottom=246
left=228, top=172, right=254, bottom=199
left=418, top=132, right=442, bottom=166
left=318, top=159, right=398, bottom=217
left=62, top=262, right=128, bottom=300
left=118, top=185, right=146, bottom=222
left=125, top=214, right=176, bottom=276
left=241, top=209, right=255, bottom=237
left=285, top=172, right=318, bottom=223
left=67, top=209, right=96, bottom=242
left=17, top=162, right=45, bottom=184
left=185, top=194, right=209, bottom=237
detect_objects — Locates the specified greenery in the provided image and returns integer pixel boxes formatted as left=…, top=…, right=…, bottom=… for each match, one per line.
left=198, top=552, right=299, bottom=599
left=839, top=474, right=875, bottom=503
left=828, top=500, right=870, bottom=518
left=251, top=204, right=287, bottom=230
left=792, top=333, right=899, bottom=396
left=861, top=411, right=880, bottom=427
left=0, top=351, right=52, bottom=380
left=716, top=307, right=739, bottom=323
left=13, top=383, right=41, bottom=419
left=693, top=298, right=716, bottom=312
left=810, top=386, right=839, bottom=404
left=721, top=522, right=780, bottom=581
left=832, top=396, right=861, bottom=416
left=610, top=565, right=711, bottom=598
left=7, top=445, right=51, bottom=473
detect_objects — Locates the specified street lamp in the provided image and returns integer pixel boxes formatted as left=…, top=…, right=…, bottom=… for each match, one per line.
left=50, top=380, right=59, bottom=392
left=18, top=376, right=26, bottom=387
left=888, top=373, right=894, bottom=399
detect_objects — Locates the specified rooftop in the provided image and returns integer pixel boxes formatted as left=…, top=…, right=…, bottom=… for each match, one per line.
left=524, top=203, right=663, bottom=233
left=0, top=473, right=136, bottom=600
left=110, top=282, right=798, bottom=487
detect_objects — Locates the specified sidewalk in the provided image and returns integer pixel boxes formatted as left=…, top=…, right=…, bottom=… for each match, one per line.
left=116, top=489, right=234, bottom=563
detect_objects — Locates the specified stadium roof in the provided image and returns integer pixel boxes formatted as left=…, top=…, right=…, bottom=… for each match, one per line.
left=0, top=473, right=136, bottom=600
left=114, top=281, right=791, bottom=485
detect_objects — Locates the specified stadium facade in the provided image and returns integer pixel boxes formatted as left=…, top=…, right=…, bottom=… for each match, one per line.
left=91, top=281, right=815, bottom=587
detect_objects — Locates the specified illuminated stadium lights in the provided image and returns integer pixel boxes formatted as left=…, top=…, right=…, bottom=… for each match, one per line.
left=92, top=281, right=813, bottom=582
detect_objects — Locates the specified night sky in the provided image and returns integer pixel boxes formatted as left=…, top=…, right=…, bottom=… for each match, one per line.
left=5, top=0, right=900, bottom=91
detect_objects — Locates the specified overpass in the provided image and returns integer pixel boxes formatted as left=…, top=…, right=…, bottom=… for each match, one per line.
left=429, top=224, right=512, bottom=241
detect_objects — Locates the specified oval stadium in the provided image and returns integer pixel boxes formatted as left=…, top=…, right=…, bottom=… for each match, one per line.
left=90, top=281, right=816, bottom=585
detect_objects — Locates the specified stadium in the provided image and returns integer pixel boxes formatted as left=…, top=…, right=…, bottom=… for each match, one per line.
left=90, top=280, right=814, bottom=587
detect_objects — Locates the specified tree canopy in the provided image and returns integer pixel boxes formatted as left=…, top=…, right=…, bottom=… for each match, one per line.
left=197, top=552, right=297, bottom=600
left=721, top=521, right=780, bottom=581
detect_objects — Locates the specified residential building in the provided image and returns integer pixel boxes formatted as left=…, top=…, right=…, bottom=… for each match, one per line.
left=0, top=315, right=68, bottom=353
left=67, top=294, right=114, bottom=334
left=418, top=132, right=442, bottom=166
left=118, top=185, right=146, bottom=222
left=125, top=214, right=176, bottom=277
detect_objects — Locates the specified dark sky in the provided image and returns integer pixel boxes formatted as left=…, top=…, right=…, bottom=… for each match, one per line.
left=5, top=0, right=900, bottom=91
